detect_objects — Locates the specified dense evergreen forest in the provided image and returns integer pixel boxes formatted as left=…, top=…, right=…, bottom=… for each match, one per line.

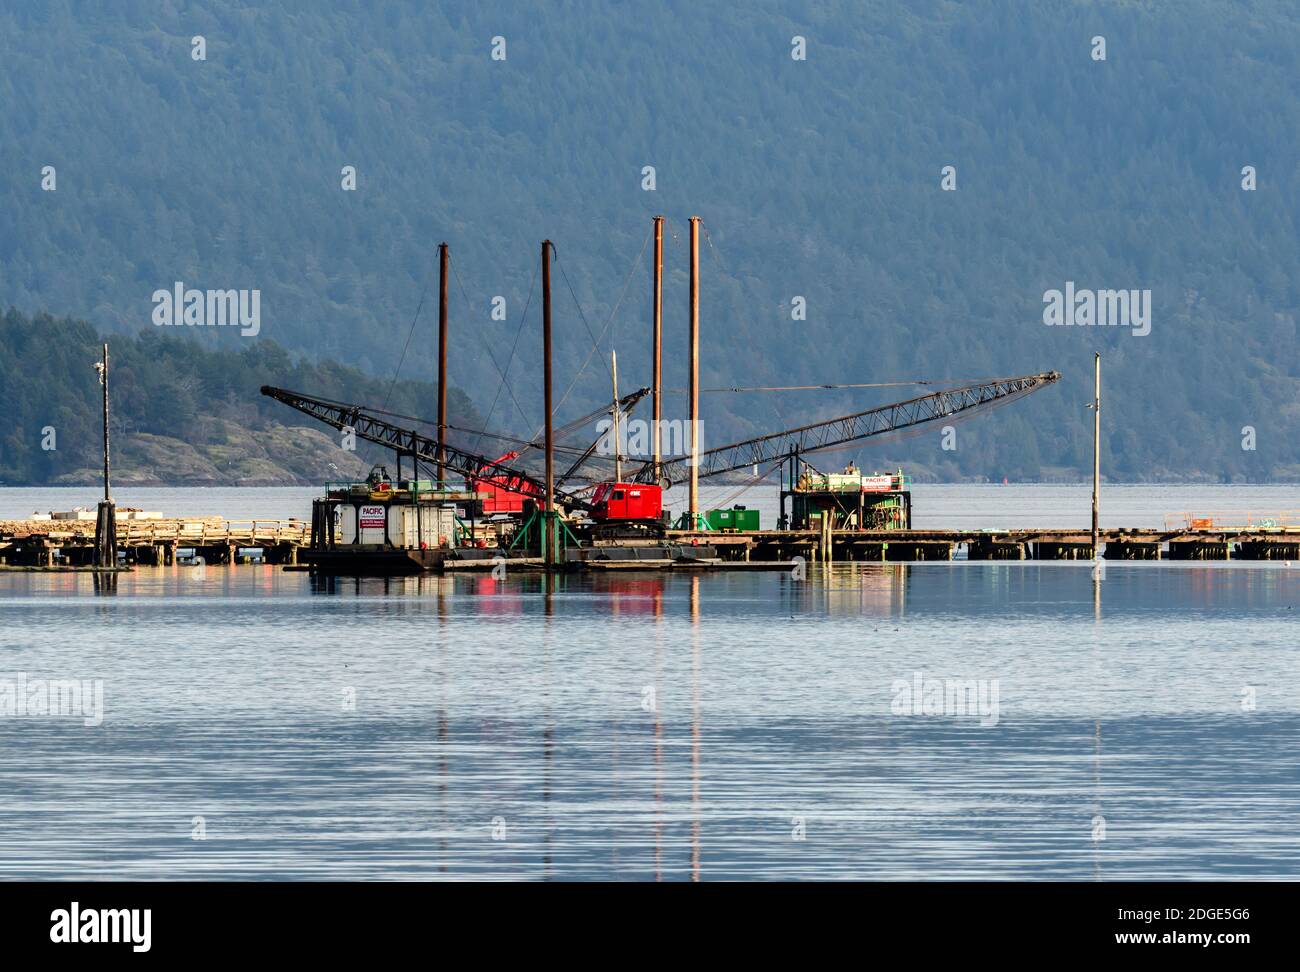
left=0, top=308, right=481, bottom=485
left=0, top=1, right=1297, bottom=481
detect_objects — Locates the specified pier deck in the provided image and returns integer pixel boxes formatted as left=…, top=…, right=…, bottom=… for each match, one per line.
left=3, top=518, right=1297, bottom=570
left=662, top=527, right=1300, bottom=563
left=0, top=517, right=308, bottom=567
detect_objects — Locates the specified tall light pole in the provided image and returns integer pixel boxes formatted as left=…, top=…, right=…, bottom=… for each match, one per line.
left=99, top=343, right=110, bottom=501
left=94, top=343, right=116, bottom=568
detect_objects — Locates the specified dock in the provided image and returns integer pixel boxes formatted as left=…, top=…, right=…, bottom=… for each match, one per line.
left=0, top=517, right=308, bottom=568
left=662, top=526, right=1300, bottom=562
left=4, top=518, right=1297, bottom=572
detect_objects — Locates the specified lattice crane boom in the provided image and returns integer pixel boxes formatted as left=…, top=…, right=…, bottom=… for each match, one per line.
left=633, top=371, right=1061, bottom=485
left=260, top=385, right=602, bottom=512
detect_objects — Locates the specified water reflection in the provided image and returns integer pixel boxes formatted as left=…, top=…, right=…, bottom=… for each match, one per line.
left=0, top=562, right=1296, bottom=880
left=691, top=573, right=701, bottom=883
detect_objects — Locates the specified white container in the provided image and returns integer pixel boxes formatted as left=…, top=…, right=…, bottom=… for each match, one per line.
left=339, top=502, right=456, bottom=547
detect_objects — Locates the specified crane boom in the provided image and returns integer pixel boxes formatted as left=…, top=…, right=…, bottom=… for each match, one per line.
left=633, top=372, right=1060, bottom=485
left=554, top=386, right=652, bottom=491
left=259, top=384, right=581, bottom=507
left=260, top=385, right=651, bottom=512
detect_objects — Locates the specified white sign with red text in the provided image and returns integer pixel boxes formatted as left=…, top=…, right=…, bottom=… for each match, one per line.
left=359, top=505, right=386, bottom=529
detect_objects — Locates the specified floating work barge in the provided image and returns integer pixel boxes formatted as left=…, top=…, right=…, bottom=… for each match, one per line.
left=302, top=466, right=500, bottom=574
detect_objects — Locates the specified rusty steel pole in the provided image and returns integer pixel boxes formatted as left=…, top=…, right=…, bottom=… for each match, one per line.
left=542, top=240, right=555, bottom=565
left=652, top=215, right=664, bottom=478
left=436, top=242, right=449, bottom=487
left=688, top=216, right=701, bottom=529
left=1092, top=352, right=1101, bottom=556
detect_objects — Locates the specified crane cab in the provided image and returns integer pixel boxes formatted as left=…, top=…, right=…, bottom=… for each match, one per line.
left=589, top=482, right=662, bottom=522
left=467, top=451, right=543, bottom=515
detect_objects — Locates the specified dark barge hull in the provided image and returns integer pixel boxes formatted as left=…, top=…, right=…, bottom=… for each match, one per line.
left=301, top=543, right=509, bottom=574
left=301, top=547, right=445, bottom=574
left=300, top=545, right=504, bottom=575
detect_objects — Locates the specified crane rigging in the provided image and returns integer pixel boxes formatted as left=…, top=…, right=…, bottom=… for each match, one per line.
left=286, top=387, right=648, bottom=463
left=262, top=370, right=1059, bottom=518
left=633, top=372, right=1061, bottom=487
left=260, top=384, right=651, bottom=513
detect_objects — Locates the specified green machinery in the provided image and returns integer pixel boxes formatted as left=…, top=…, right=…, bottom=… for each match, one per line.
left=781, top=461, right=911, bottom=531
left=703, top=506, right=761, bottom=532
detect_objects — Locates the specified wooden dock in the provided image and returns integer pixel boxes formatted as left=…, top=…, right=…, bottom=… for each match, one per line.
left=661, top=526, right=1300, bottom=563
left=4, top=517, right=1298, bottom=571
left=0, top=517, right=309, bottom=567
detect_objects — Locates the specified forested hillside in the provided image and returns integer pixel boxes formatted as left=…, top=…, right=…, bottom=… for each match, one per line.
left=0, top=308, right=481, bottom=485
left=1, top=1, right=1297, bottom=481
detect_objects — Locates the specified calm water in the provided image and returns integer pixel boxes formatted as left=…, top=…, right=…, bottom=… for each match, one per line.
left=1, top=485, right=1298, bottom=880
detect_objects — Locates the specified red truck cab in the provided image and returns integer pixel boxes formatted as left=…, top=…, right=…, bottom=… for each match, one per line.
left=589, top=482, right=662, bottom=522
